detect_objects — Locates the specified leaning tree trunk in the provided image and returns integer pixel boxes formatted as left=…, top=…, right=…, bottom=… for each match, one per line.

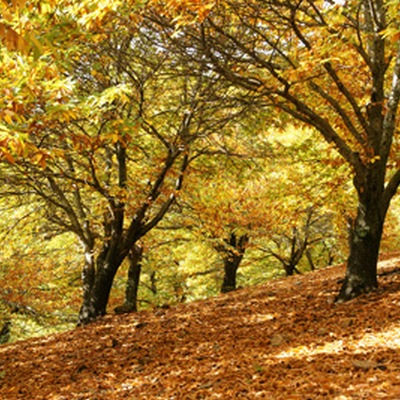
left=114, top=244, right=143, bottom=314
left=305, top=249, right=315, bottom=271
left=220, top=233, right=249, bottom=293
left=78, top=246, right=126, bottom=325
left=336, top=170, right=386, bottom=302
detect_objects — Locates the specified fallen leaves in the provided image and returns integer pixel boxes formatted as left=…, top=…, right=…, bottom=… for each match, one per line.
left=351, top=359, right=386, bottom=370
left=1, top=254, right=400, bottom=399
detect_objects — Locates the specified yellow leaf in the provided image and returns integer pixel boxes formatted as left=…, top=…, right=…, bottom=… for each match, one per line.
left=0, top=23, right=30, bottom=54
left=3, top=112, right=13, bottom=125
left=1, top=149, right=15, bottom=163
left=12, top=0, right=27, bottom=8
left=370, top=155, right=381, bottom=164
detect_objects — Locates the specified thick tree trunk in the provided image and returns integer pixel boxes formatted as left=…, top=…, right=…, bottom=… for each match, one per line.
left=283, top=262, right=301, bottom=276
left=114, top=244, right=143, bottom=314
left=221, top=259, right=240, bottom=293
left=220, top=233, right=248, bottom=293
left=336, top=184, right=385, bottom=302
left=78, top=255, right=123, bottom=325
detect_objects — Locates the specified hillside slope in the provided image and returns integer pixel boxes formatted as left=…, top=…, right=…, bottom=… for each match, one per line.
left=1, top=256, right=400, bottom=399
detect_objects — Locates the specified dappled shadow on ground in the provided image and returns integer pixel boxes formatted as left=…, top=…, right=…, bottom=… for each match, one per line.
left=1, top=255, right=400, bottom=399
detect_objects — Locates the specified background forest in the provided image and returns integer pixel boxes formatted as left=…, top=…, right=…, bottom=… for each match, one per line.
left=1, top=0, right=400, bottom=342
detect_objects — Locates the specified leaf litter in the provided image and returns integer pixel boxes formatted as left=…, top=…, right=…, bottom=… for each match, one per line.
left=1, top=254, right=400, bottom=399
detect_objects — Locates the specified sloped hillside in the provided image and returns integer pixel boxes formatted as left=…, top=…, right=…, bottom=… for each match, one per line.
left=1, top=255, right=400, bottom=399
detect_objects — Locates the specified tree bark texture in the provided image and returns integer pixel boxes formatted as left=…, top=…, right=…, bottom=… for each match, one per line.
left=220, top=233, right=249, bottom=293
left=78, top=254, right=124, bottom=325
left=336, top=172, right=386, bottom=301
left=114, top=244, right=143, bottom=314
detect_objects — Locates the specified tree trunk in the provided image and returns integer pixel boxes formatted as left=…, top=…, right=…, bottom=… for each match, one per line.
left=0, top=320, right=11, bottom=344
left=114, top=244, right=143, bottom=314
left=78, top=253, right=124, bottom=325
left=306, top=249, right=315, bottom=271
left=220, top=233, right=248, bottom=293
left=283, top=262, right=301, bottom=276
left=336, top=182, right=385, bottom=302
left=78, top=246, right=96, bottom=325
left=221, top=258, right=240, bottom=293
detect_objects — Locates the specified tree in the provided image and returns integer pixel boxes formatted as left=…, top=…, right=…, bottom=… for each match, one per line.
left=178, top=152, right=269, bottom=293
left=258, top=207, right=337, bottom=276
left=152, top=0, right=400, bottom=301
left=0, top=17, right=251, bottom=324
left=176, top=120, right=349, bottom=291
left=219, top=231, right=249, bottom=293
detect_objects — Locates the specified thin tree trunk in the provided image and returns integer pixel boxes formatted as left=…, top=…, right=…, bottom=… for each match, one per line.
left=78, top=246, right=96, bottom=325
left=114, top=244, right=143, bottom=314
left=306, top=249, right=315, bottom=271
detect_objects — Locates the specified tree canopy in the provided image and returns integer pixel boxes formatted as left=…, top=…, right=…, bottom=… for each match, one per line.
left=150, top=0, right=400, bottom=300
left=1, top=0, right=400, bottom=332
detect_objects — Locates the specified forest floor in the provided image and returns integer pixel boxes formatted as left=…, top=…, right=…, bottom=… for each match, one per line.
left=1, top=255, right=400, bottom=399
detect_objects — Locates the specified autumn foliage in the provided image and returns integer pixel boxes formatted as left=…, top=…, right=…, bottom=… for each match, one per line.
left=1, top=0, right=400, bottom=375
